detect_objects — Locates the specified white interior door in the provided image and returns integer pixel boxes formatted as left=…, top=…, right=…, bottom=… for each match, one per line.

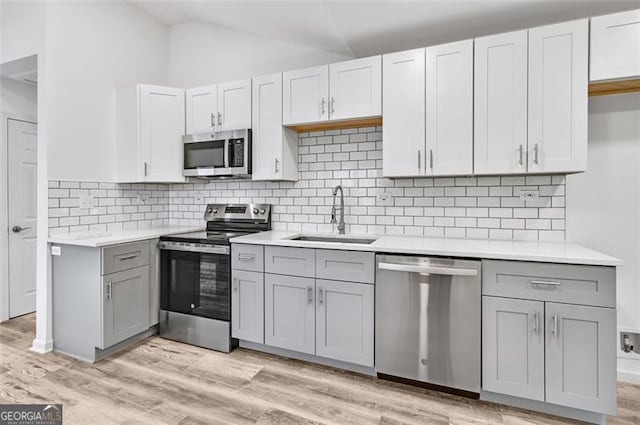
left=8, top=119, right=37, bottom=318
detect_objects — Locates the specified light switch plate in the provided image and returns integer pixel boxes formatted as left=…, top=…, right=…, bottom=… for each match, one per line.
left=519, top=190, right=540, bottom=201
left=377, top=191, right=393, bottom=206
left=51, top=246, right=61, bottom=256
left=137, top=191, right=151, bottom=204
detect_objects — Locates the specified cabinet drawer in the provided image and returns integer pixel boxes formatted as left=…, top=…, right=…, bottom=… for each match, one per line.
left=316, top=249, right=374, bottom=284
left=265, top=246, right=315, bottom=277
left=232, top=244, right=264, bottom=272
left=482, top=260, right=615, bottom=308
left=102, top=241, right=149, bottom=275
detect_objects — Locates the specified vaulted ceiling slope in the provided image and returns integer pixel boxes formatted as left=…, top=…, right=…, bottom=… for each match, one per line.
left=128, top=0, right=639, bottom=57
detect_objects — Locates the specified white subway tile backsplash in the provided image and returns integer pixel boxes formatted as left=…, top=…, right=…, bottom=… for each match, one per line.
left=49, top=126, right=566, bottom=241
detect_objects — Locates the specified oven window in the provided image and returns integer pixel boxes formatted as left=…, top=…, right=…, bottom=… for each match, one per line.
left=184, top=140, right=225, bottom=169
left=160, top=250, right=230, bottom=321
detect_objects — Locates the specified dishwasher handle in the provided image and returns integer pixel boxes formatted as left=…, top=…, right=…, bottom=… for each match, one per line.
left=378, top=261, right=478, bottom=277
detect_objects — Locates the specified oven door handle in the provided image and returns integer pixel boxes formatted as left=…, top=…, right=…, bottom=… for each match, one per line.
left=158, top=241, right=230, bottom=255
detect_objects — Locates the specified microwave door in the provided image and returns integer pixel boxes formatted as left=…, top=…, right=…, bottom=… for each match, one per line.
left=215, top=139, right=231, bottom=176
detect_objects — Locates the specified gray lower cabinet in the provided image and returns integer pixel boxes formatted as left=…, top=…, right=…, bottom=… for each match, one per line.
left=264, top=273, right=315, bottom=354
left=545, top=302, right=617, bottom=415
left=316, top=279, right=374, bottom=367
left=231, top=270, right=264, bottom=343
left=482, top=296, right=545, bottom=401
left=100, top=266, right=150, bottom=349
left=148, top=238, right=161, bottom=326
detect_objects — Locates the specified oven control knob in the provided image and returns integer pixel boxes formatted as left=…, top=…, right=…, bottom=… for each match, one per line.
left=190, top=304, right=195, bottom=309
left=259, top=209, right=266, bottom=215
left=212, top=208, right=218, bottom=214
left=253, top=208, right=259, bottom=214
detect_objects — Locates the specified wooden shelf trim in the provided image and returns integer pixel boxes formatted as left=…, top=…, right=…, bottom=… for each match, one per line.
left=285, top=116, right=382, bottom=133
left=589, top=78, right=640, bottom=97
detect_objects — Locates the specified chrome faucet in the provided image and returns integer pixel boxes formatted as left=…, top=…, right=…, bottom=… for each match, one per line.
left=330, top=185, right=345, bottom=235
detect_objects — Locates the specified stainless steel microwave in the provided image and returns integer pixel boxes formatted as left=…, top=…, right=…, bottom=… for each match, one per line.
left=182, top=129, right=251, bottom=178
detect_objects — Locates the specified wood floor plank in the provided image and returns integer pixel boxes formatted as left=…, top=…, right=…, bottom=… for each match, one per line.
left=2, top=315, right=639, bottom=425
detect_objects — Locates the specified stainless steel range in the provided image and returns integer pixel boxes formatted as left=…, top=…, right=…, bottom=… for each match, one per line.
left=158, top=203, right=271, bottom=352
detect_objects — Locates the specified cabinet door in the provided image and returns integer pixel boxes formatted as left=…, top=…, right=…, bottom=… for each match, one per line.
left=218, top=79, right=252, bottom=131
left=283, top=65, right=329, bottom=125
left=546, top=303, right=617, bottom=415
left=590, top=9, right=640, bottom=82
left=101, top=266, right=150, bottom=349
left=232, top=270, right=264, bottom=343
left=185, top=84, right=217, bottom=134
left=528, top=19, right=588, bottom=174
left=329, top=56, right=381, bottom=121
left=251, top=73, right=298, bottom=181
left=474, top=30, right=528, bottom=175
left=382, top=48, right=426, bottom=177
left=482, top=296, right=545, bottom=401
left=425, top=40, right=473, bottom=176
left=139, top=85, right=186, bottom=182
left=315, top=279, right=374, bottom=367
left=264, top=273, right=315, bottom=354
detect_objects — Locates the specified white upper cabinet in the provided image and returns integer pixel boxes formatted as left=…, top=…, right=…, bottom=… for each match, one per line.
left=218, top=79, right=252, bottom=131
left=382, top=48, right=426, bottom=177
left=252, top=73, right=298, bottom=181
left=528, top=19, right=588, bottom=174
left=425, top=40, right=473, bottom=176
left=590, top=9, right=640, bottom=82
left=474, top=30, right=528, bottom=175
left=116, top=84, right=185, bottom=183
left=283, top=65, right=329, bottom=125
left=185, top=79, right=251, bottom=134
left=185, top=84, right=217, bottom=134
left=328, top=56, right=382, bottom=121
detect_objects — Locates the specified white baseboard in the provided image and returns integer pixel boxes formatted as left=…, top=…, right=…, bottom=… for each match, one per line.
left=618, top=369, right=640, bottom=384
left=30, top=338, right=53, bottom=353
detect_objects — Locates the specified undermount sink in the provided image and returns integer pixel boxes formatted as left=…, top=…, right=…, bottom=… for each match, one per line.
left=288, top=235, right=377, bottom=245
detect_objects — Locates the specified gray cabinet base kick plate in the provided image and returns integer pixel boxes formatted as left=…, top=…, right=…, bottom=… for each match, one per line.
left=480, top=391, right=607, bottom=425
left=239, top=340, right=376, bottom=377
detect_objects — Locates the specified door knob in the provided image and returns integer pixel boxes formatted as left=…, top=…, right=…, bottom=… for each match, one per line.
left=11, top=226, right=31, bottom=233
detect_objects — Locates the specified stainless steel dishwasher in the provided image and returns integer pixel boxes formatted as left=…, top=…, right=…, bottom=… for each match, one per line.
left=375, top=254, right=481, bottom=395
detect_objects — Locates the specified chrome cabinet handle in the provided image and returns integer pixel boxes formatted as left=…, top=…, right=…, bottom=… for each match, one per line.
left=531, top=280, right=561, bottom=286
left=318, top=288, right=324, bottom=305
left=217, top=112, right=222, bottom=128
left=233, top=278, right=238, bottom=292
left=429, top=149, right=434, bottom=170
left=237, top=253, right=255, bottom=261
left=106, top=282, right=112, bottom=300
left=11, top=226, right=31, bottom=233
left=533, top=312, right=539, bottom=335
left=533, top=143, right=540, bottom=165
left=518, top=145, right=524, bottom=166
left=321, top=98, right=326, bottom=114
left=144, top=162, right=148, bottom=176
left=417, top=150, right=421, bottom=170
left=210, top=112, right=215, bottom=128
left=274, top=158, right=280, bottom=173
left=307, top=286, right=313, bottom=304
left=118, top=253, right=139, bottom=261
left=551, top=313, right=558, bottom=339
left=330, top=96, right=335, bottom=114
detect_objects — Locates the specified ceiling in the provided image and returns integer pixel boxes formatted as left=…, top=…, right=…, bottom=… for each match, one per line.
left=129, top=0, right=640, bottom=57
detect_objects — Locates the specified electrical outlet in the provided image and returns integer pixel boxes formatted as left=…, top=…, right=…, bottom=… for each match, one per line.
left=377, top=191, right=393, bottom=206
left=137, top=191, right=151, bottom=204
left=79, top=194, right=96, bottom=209
left=195, top=192, right=204, bottom=203
left=519, top=190, right=540, bottom=201
left=51, top=246, right=61, bottom=256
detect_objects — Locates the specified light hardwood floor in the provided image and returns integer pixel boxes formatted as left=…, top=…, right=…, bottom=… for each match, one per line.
left=1, top=314, right=639, bottom=425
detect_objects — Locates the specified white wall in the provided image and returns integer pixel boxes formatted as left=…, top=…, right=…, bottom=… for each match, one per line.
left=566, top=92, right=640, bottom=381
left=0, top=1, right=45, bottom=65
left=45, top=1, right=169, bottom=182
left=169, top=21, right=354, bottom=88
left=1, top=77, right=37, bottom=120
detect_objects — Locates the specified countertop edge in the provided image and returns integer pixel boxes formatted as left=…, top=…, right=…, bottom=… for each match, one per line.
left=48, top=226, right=204, bottom=248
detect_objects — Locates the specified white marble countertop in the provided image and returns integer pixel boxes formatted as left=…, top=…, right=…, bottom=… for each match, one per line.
left=48, top=226, right=203, bottom=248
left=230, top=231, right=622, bottom=267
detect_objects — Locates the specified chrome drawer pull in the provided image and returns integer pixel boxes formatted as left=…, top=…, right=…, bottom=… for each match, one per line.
left=118, top=254, right=139, bottom=261
left=530, top=280, right=561, bottom=286
left=237, top=253, right=255, bottom=261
